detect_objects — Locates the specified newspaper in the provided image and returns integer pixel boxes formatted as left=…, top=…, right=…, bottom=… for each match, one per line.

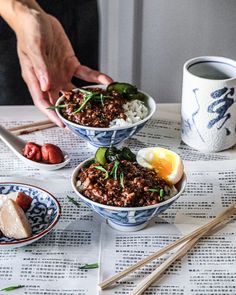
left=0, top=177, right=102, bottom=295
left=0, top=106, right=236, bottom=179
left=99, top=160, right=236, bottom=294
left=0, top=105, right=236, bottom=294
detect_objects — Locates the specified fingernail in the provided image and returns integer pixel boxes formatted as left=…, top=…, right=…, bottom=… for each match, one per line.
left=39, top=75, right=48, bottom=91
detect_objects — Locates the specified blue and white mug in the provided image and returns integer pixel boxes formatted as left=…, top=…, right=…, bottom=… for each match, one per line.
left=181, top=56, right=236, bottom=152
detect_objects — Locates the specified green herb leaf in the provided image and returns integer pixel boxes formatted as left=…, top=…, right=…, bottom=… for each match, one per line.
left=79, top=263, right=99, bottom=269
left=67, top=196, right=80, bottom=208
left=72, top=89, right=113, bottom=114
left=100, top=93, right=104, bottom=106
left=73, top=93, right=93, bottom=114
left=120, top=147, right=136, bottom=162
left=160, top=188, right=165, bottom=199
left=77, top=88, right=93, bottom=94
left=0, top=285, right=25, bottom=291
left=120, top=172, right=124, bottom=189
left=94, top=166, right=109, bottom=179
left=105, top=146, right=120, bottom=162
left=110, top=161, right=119, bottom=180
left=47, top=104, right=66, bottom=110
left=148, top=188, right=159, bottom=193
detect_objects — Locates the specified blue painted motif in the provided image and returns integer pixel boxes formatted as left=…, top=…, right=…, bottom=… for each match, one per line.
left=66, top=122, right=147, bottom=147
left=0, top=184, right=59, bottom=243
left=182, top=88, right=205, bottom=142
left=80, top=195, right=179, bottom=228
left=207, top=87, right=234, bottom=133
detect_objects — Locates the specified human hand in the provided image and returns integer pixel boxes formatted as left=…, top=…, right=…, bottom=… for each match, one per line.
left=15, top=10, right=113, bottom=127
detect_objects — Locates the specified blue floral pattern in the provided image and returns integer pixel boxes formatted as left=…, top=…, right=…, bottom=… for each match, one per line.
left=80, top=195, right=181, bottom=229
left=66, top=123, right=146, bottom=147
left=0, top=183, right=60, bottom=244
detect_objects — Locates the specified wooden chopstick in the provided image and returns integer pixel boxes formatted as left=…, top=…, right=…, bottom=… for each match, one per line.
left=8, top=120, right=56, bottom=135
left=130, top=236, right=199, bottom=295
left=99, top=204, right=236, bottom=290
left=129, top=216, right=234, bottom=295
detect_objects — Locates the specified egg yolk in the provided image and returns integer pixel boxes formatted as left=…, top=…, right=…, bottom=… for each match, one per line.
left=151, top=151, right=176, bottom=179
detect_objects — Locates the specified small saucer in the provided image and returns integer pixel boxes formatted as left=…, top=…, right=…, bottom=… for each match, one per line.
left=0, top=182, right=61, bottom=249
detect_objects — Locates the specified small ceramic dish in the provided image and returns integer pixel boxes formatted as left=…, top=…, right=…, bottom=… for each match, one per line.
left=0, top=124, right=70, bottom=171
left=0, top=182, right=61, bottom=248
left=71, top=158, right=187, bottom=231
left=55, top=85, right=156, bottom=147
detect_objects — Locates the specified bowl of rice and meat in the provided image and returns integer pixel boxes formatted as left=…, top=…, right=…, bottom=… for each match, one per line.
left=71, top=146, right=187, bottom=231
left=54, top=82, right=156, bottom=147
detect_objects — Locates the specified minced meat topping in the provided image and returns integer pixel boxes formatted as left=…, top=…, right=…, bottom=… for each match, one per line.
left=61, top=88, right=127, bottom=127
left=76, top=160, right=176, bottom=207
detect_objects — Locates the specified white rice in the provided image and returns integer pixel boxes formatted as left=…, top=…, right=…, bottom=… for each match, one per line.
left=109, top=99, right=149, bottom=127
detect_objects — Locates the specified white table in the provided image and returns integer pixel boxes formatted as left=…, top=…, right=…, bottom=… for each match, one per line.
left=0, top=104, right=235, bottom=295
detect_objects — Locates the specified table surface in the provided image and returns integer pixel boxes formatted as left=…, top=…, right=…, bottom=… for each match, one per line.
left=0, top=103, right=235, bottom=295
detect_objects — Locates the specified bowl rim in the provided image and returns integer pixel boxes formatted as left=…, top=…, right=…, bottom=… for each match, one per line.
left=71, top=157, right=187, bottom=212
left=55, top=85, right=157, bottom=131
left=0, top=182, right=61, bottom=245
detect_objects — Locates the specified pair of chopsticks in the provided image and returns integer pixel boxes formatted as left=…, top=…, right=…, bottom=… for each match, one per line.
left=8, top=120, right=56, bottom=135
left=99, top=204, right=236, bottom=295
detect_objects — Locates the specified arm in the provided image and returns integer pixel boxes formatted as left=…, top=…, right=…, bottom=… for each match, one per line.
left=0, top=0, right=113, bottom=127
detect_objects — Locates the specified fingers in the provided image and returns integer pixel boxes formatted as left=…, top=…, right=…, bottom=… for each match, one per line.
left=74, top=64, right=113, bottom=85
left=18, top=51, right=65, bottom=128
left=28, top=48, right=51, bottom=92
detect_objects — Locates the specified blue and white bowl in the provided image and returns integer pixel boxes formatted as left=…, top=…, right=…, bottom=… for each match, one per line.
left=71, top=158, right=187, bottom=231
left=55, top=85, right=156, bottom=147
left=0, top=182, right=61, bottom=248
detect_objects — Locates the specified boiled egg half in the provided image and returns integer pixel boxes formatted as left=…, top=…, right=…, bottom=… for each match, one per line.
left=136, top=147, right=184, bottom=184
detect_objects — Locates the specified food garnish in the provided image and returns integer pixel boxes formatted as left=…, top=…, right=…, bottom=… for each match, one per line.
left=94, top=166, right=109, bottom=179
left=110, top=161, right=119, bottom=180
left=0, top=285, right=25, bottom=291
left=48, top=104, right=67, bottom=110
left=71, top=88, right=113, bottom=114
left=95, top=147, right=108, bottom=165
left=67, top=196, right=80, bottom=208
left=136, top=147, right=184, bottom=185
left=79, top=263, right=99, bottom=269
left=95, top=146, right=136, bottom=164
left=107, top=82, right=146, bottom=100
left=120, top=171, right=125, bottom=189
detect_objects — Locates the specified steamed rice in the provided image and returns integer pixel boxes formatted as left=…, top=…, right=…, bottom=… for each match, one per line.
left=109, top=99, right=149, bottom=127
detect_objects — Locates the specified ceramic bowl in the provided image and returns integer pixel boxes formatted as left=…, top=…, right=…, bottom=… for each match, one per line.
left=55, top=85, right=156, bottom=147
left=71, top=158, right=187, bottom=231
left=0, top=182, right=61, bottom=248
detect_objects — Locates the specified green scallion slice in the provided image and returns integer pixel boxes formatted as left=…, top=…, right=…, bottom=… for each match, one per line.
left=79, top=263, right=99, bottom=269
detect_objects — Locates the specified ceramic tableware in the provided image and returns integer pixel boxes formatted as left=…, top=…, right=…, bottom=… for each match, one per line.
left=55, top=85, right=156, bottom=147
left=0, top=124, right=70, bottom=170
left=0, top=182, right=61, bottom=248
left=71, top=158, right=187, bottom=232
left=181, top=56, right=236, bottom=152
